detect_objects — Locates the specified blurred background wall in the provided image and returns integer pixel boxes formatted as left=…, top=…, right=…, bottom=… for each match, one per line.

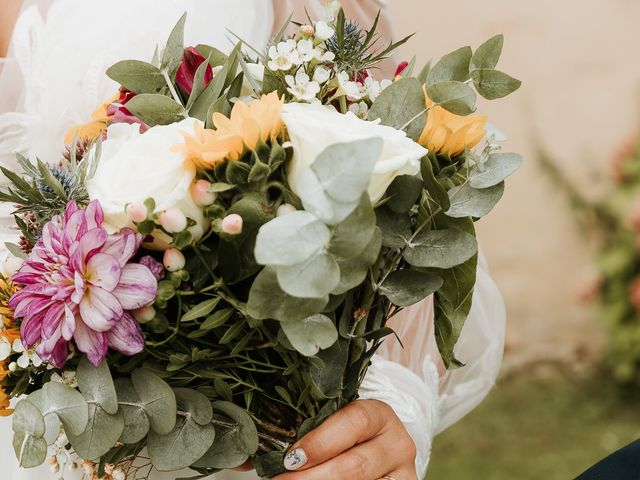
left=389, top=0, right=640, bottom=370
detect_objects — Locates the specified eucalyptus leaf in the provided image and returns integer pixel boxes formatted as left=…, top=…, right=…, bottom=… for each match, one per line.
left=174, top=388, right=213, bottom=426
left=13, top=431, right=47, bottom=468
left=384, top=175, right=424, bottom=213
left=67, top=404, right=124, bottom=460
left=255, top=211, right=331, bottom=267
left=367, top=78, right=426, bottom=141
left=471, top=69, right=522, bottom=100
left=195, top=44, right=228, bottom=67
left=162, top=13, right=187, bottom=73
left=12, top=400, right=45, bottom=437
left=379, top=269, right=443, bottom=307
left=328, top=194, right=376, bottom=258
left=247, top=268, right=328, bottom=321
left=310, top=338, right=349, bottom=399
left=446, top=182, right=505, bottom=218
left=426, top=81, right=477, bottom=116
left=334, top=228, right=382, bottom=294
left=4, top=242, right=27, bottom=260
left=276, top=253, right=340, bottom=299
left=148, top=415, right=215, bottom=471
left=471, top=34, right=504, bottom=71
left=427, top=46, right=472, bottom=86
left=131, top=369, right=177, bottom=435
left=27, top=382, right=88, bottom=436
left=376, top=206, right=411, bottom=249
left=114, top=378, right=151, bottom=444
left=76, top=358, right=118, bottom=414
left=124, top=94, right=184, bottom=126
left=470, top=152, right=523, bottom=189
left=404, top=228, right=478, bottom=269
left=106, top=60, right=165, bottom=93
left=281, top=314, right=338, bottom=357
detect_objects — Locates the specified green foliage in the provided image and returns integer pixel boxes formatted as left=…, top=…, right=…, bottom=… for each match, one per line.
left=106, top=60, right=166, bottom=93
left=368, top=78, right=426, bottom=141
left=281, top=314, right=339, bottom=356
left=124, top=94, right=185, bottom=126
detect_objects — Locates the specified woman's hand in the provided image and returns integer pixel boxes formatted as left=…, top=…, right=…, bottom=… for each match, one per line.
left=274, top=399, right=418, bottom=480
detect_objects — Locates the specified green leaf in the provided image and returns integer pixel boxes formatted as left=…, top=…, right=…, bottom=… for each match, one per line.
left=186, top=52, right=213, bottom=111
left=13, top=431, right=47, bottom=468
left=114, top=378, right=150, bottom=444
left=200, top=308, right=234, bottom=330
left=281, top=314, right=338, bottom=357
left=174, top=388, right=213, bottom=426
left=471, top=69, right=522, bottom=100
left=181, top=297, right=222, bottom=322
left=124, top=93, right=184, bottom=126
left=432, top=216, right=478, bottom=368
left=131, top=369, right=177, bottom=435
left=255, top=211, right=331, bottom=267
left=403, top=228, right=478, bottom=269
left=247, top=268, right=328, bottom=321
left=192, top=401, right=258, bottom=469
left=218, top=194, right=273, bottom=284
left=209, top=182, right=235, bottom=193
left=471, top=34, right=504, bottom=71
left=328, top=194, right=376, bottom=258
left=420, top=155, right=450, bottom=211
left=426, top=81, right=476, bottom=116
left=76, top=358, right=118, bottom=414
left=195, top=44, right=228, bottom=67
left=12, top=400, right=45, bottom=437
left=106, top=60, right=165, bottom=93
left=36, top=160, right=67, bottom=200
left=384, top=174, right=424, bottom=213
left=276, top=253, right=340, bottom=298
left=67, top=404, right=124, bottom=460
left=470, top=152, right=523, bottom=189
left=27, top=382, right=88, bottom=436
left=334, top=228, right=382, bottom=294
left=446, top=182, right=505, bottom=218
left=379, top=269, right=443, bottom=307
left=5, top=242, right=27, bottom=260
left=376, top=206, right=411, bottom=249
left=162, top=13, right=187, bottom=73
left=427, top=46, right=472, bottom=86
left=310, top=338, right=349, bottom=399
left=368, top=78, right=426, bottom=141
left=148, top=415, right=215, bottom=471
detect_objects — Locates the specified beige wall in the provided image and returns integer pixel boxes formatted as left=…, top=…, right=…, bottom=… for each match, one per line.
left=389, top=0, right=640, bottom=364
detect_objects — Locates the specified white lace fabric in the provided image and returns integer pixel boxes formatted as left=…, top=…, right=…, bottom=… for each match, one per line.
left=0, top=2, right=506, bottom=479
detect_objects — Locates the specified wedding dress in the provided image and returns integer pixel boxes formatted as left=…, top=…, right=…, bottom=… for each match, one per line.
left=0, top=1, right=506, bottom=479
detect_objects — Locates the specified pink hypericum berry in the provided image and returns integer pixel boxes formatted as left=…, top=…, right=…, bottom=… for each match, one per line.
left=159, top=208, right=188, bottom=233
left=221, top=214, right=243, bottom=235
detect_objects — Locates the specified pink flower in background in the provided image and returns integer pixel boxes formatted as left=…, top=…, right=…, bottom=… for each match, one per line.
left=107, top=89, right=150, bottom=132
left=9, top=201, right=157, bottom=367
left=630, top=276, right=640, bottom=312
left=176, top=47, right=214, bottom=95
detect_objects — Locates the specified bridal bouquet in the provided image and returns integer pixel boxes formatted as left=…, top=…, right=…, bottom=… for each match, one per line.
left=0, top=6, right=521, bottom=479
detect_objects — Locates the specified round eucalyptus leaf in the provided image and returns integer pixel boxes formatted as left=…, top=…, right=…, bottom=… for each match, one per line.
left=367, top=78, right=426, bottom=141
left=384, top=175, right=424, bottom=213
left=281, top=314, right=339, bottom=357
left=446, top=182, right=505, bottom=218
left=426, top=81, right=476, bottom=116
left=328, top=194, right=376, bottom=259
left=470, top=152, right=523, bottom=189
left=247, top=267, right=328, bottom=321
left=376, top=206, right=411, bottom=249
left=77, top=357, right=118, bottom=414
left=276, top=253, right=340, bottom=299
left=27, top=382, right=88, bottom=436
left=174, top=388, right=214, bottom=426
left=403, top=228, right=478, bottom=269
left=255, top=211, right=331, bottom=267
left=67, top=405, right=124, bottom=460
left=334, top=228, right=382, bottom=295
left=470, top=69, right=521, bottom=100
left=192, top=401, right=258, bottom=469
left=427, top=46, right=472, bottom=86
left=114, top=378, right=150, bottom=444
left=379, top=270, right=444, bottom=307
left=131, top=369, right=177, bottom=435
left=13, top=431, right=47, bottom=468
left=471, top=34, right=504, bottom=71
left=12, top=400, right=45, bottom=437
left=148, top=416, right=216, bottom=471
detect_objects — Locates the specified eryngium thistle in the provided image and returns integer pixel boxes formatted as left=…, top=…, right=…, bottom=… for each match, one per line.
left=36, top=165, right=82, bottom=198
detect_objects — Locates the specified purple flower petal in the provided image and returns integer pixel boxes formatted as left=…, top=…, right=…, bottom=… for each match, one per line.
left=107, top=312, right=144, bottom=356
left=139, top=256, right=165, bottom=280
left=20, top=315, right=43, bottom=349
left=62, top=305, right=76, bottom=341
left=41, top=303, right=64, bottom=338
left=112, top=264, right=158, bottom=310
left=73, top=320, right=108, bottom=367
left=84, top=200, right=105, bottom=230
left=102, top=228, right=142, bottom=267
left=79, top=228, right=108, bottom=262
left=86, top=252, right=122, bottom=291
left=79, top=285, right=123, bottom=332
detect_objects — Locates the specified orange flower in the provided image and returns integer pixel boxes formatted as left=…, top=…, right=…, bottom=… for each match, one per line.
left=418, top=86, right=487, bottom=157
left=0, top=386, right=12, bottom=416
left=64, top=94, right=119, bottom=144
left=175, top=92, right=285, bottom=168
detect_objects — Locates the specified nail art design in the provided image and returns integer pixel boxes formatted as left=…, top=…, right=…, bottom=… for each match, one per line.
left=284, top=448, right=308, bottom=470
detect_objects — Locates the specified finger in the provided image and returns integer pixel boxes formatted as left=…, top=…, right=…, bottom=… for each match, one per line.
left=379, top=466, right=419, bottom=480
left=282, top=400, right=392, bottom=471
left=275, top=435, right=399, bottom=480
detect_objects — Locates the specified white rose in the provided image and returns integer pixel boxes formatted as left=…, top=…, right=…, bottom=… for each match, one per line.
left=281, top=102, right=427, bottom=204
left=86, top=119, right=208, bottom=246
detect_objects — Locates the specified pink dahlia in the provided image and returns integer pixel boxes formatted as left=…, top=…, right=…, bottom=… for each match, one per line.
left=9, top=201, right=157, bottom=367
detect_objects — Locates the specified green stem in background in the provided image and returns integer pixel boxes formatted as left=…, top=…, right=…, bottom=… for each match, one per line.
left=162, top=69, right=189, bottom=118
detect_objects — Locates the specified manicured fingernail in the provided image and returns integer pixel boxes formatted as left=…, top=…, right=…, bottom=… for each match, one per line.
left=284, top=448, right=307, bottom=470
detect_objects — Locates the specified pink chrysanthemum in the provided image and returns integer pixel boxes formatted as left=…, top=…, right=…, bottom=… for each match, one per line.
left=9, top=200, right=157, bottom=367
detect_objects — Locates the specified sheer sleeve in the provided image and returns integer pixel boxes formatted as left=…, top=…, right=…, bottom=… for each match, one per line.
left=360, top=253, right=506, bottom=476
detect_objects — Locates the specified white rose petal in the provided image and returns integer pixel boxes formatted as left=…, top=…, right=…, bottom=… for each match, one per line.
left=86, top=119, right=209, bottom=249
left=281, top=102, right=427, bottom=203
